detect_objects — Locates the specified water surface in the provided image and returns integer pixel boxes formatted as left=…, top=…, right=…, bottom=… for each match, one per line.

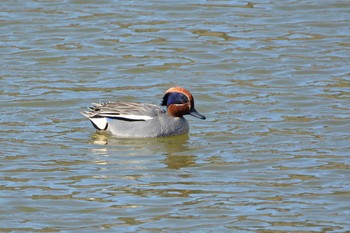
left=1, top=0, right=350, bottom=232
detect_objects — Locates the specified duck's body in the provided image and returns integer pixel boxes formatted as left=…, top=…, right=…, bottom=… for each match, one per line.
left=81, top=86, right=205, bottom=138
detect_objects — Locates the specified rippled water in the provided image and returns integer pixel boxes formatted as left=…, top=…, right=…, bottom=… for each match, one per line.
left=1, top=0, right=350, bottom=232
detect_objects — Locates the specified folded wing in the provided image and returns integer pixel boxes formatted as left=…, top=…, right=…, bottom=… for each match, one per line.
left=81, top=102, right=164, bottom=130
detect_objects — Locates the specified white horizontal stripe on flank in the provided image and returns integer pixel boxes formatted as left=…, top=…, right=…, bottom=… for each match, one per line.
left=102, top=114, right=153, bottom=121
left=118, top=115, right=153, bottom=120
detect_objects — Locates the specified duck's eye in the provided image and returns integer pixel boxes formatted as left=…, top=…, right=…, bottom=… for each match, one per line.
left=162, top=92, right=188, bottom=106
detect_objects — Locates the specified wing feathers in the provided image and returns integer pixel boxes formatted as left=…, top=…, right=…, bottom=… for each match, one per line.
left=81, top=102, right=162, bottom=130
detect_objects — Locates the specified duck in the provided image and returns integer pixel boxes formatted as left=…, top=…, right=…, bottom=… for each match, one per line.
left=81, top=86, right=206, bottom=138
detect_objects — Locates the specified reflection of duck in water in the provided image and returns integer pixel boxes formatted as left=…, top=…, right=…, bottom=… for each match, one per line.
left=81, top=87, right=205, bottom=138
left=89, top=132, right=196, bottom=170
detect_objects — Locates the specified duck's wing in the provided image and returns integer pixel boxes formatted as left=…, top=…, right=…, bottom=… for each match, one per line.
left=81, top=102, right=165, bottom=130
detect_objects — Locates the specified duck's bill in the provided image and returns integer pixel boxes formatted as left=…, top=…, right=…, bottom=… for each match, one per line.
left=190, top=109, right=206, bottom=120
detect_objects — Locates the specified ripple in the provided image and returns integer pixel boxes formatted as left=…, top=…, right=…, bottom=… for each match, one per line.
left=1, top=0, right=350, bottom=232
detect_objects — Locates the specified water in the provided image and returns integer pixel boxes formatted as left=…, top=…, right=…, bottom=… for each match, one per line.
left=1, top=0, right=350, bottom=232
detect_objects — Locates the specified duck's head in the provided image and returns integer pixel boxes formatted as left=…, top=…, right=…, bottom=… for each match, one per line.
left=161, top=86, right=206, bottom=119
